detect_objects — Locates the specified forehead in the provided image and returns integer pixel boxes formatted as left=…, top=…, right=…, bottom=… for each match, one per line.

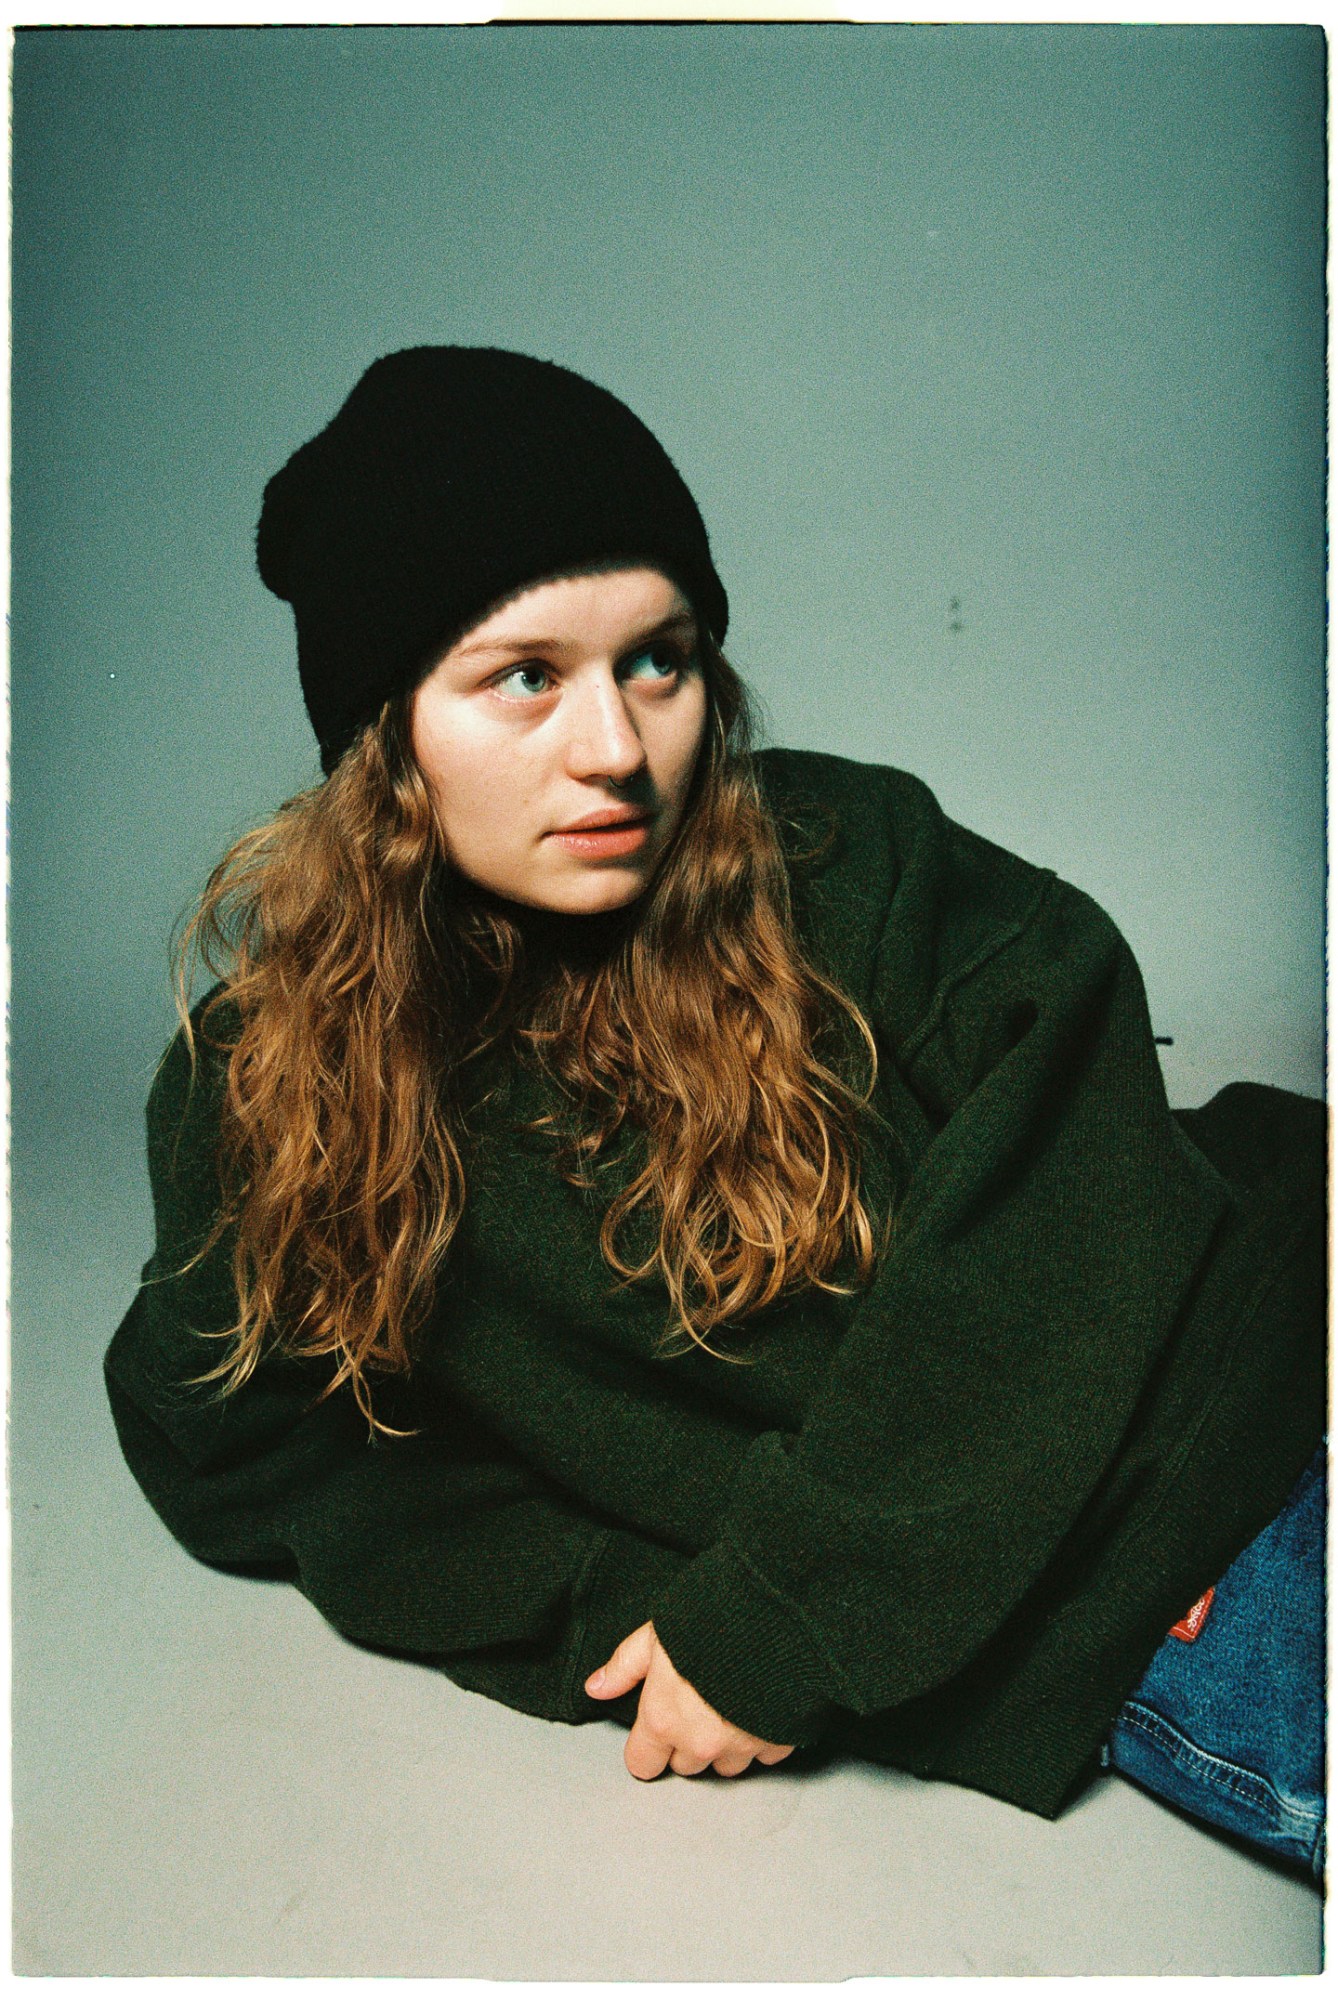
left=452, top=566, right=693, bottom=654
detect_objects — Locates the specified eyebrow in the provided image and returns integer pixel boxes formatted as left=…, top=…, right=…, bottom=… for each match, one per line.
left=452, top=607, right=699, bottom=661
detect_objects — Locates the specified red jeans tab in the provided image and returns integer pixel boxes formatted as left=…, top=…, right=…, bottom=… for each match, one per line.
left=1169, top=1586, right=1215, bottom=1642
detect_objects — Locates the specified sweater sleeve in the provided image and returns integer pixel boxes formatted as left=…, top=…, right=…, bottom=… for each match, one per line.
left=642, top=868, right=1241, bottom=1748
left=105, top=1012, right=685, bottom=1717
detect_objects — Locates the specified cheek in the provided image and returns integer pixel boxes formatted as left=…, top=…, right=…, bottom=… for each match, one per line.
left=667, top=686, right=710, bottom=791
left=413, top=725, right=542, bottom=889
left=425, top=760, right=508, bottom=860
left=411, top=707, right=498, bottom=848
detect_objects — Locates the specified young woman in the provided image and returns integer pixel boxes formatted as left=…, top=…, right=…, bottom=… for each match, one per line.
left=105, top=347, right=1326, bottom=1873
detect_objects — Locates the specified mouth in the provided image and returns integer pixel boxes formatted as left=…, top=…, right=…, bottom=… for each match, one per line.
left=548, top=806, right=654, bottom=858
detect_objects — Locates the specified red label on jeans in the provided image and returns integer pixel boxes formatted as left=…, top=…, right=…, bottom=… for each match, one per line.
left=1169, top=1586, right=1215, bottom=1642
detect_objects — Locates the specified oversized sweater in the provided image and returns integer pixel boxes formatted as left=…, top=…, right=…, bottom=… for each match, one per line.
left=104, top=747, right=1327, bottom=1817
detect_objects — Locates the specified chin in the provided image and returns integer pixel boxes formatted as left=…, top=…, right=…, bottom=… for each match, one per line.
left=540, top=870, right=650, bottom=917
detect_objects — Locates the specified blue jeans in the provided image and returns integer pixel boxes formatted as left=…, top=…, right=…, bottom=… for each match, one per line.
left=1102, top=1444, right=1327, bottom=1878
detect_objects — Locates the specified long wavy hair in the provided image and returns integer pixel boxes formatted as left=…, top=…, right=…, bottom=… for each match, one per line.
left=172, top=641, right=886, bottom=1432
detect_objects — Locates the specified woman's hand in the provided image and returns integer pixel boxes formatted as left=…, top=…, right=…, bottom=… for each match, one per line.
left=585, top=1620, right=796, bottom=1779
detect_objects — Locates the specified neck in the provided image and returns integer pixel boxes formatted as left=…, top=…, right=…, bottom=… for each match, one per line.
left=453, top=882, right=640, bottom=981
left=510, top=898, right=637, bottom=974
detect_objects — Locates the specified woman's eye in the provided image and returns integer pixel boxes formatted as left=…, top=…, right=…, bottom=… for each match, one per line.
left=494, top=664, right=552, bottom=700
left=622, top=643, right=686, bottom=682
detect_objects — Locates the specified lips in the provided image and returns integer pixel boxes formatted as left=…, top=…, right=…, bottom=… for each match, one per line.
left=547, top=806, right=654, bottom=860
left=552, top=806, right=652, bottom=833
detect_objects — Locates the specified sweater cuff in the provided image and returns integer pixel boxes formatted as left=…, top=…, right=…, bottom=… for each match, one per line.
left=647, top=1534, right=840, bottom=1749
left=566, top=1526, right=688, bottom=1723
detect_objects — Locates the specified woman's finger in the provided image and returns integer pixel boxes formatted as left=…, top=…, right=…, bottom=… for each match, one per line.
left=711, top=1750, right=755, bottom=1777
left=669, top=1747, right=714, bottom=1776
left=587, top=1621, right=656, bottom=1701
left=624, top=1717, right=672, bottom=1781
left=752, top=1743, right=796, bottom=1765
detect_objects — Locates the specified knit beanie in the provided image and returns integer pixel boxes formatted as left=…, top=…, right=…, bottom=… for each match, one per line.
left=256, top=346, right=729, bottom=773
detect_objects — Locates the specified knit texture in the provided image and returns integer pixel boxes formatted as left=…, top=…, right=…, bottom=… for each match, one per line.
left=256, top=347, right=729, bottom=772
left=104, top=749, right=1327, bottom=1817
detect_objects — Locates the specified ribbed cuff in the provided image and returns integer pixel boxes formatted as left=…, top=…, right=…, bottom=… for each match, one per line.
left=565, top=1526, right=688, bottom=1723
left=647, top=1534, right=839, bottom=1749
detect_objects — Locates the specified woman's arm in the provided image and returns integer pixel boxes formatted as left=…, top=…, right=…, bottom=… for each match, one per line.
left=105, top=1016, right=688, bottom=1717
left=635, top=855, right=1324, bottom=1751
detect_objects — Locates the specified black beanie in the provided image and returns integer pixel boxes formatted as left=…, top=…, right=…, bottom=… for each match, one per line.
left=256, top=346, right=729, bottom=774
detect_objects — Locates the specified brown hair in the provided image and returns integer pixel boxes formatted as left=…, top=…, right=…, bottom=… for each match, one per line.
left=172, top=644, right=886, bottom=1431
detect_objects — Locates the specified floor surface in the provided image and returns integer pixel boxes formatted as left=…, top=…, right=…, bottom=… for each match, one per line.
left=11, top=1116, right=1325, bottom=1978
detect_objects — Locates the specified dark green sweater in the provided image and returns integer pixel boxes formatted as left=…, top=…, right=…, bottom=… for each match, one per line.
left=104, top=748, right=1326, bottom=1817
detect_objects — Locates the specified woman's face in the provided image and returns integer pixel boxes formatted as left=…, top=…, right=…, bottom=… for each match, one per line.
left=410, top=567, right=710, bottom=916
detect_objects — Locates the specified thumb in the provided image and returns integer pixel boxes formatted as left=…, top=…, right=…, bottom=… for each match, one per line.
left=585, top=1620, right=657, bottom=1700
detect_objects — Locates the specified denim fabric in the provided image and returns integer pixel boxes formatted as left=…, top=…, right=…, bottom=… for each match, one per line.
left=1102, top=1445, right=1327, bottom=1878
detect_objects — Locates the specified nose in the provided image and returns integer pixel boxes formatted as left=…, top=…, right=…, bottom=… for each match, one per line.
left=563, top=671, right=649, bottom=787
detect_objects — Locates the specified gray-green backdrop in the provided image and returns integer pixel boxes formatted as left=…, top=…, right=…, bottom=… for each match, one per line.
left=14, top=23, right=1326, bottom=1128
